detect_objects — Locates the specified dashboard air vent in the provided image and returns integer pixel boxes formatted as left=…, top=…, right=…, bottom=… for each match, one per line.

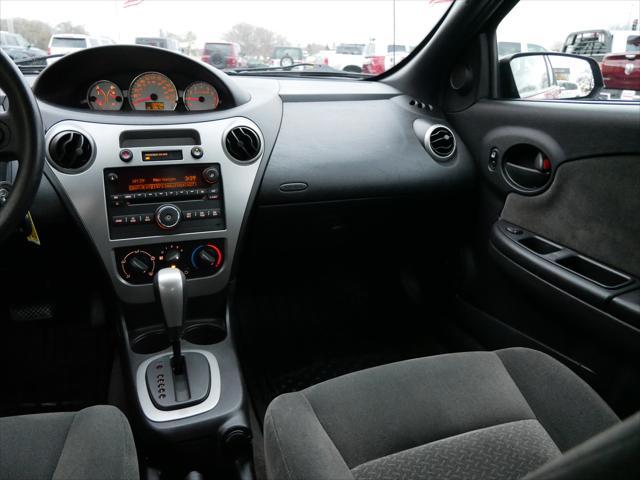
left=426, top=125, right=456, bottom=161
left=48, top=130, right=93, bottom=171
left=224, top=126, right=261, bottom=163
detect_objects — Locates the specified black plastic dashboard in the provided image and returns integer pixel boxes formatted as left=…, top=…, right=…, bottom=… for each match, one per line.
left=21, top=45, right=475, bottom=302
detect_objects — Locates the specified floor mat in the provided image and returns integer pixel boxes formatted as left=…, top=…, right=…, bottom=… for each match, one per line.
left=238, top=248, right=450, bottom=421
left=0, top=299, right=113, bottom=416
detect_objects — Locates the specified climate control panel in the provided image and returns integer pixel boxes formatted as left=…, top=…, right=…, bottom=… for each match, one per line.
left=115, top=239, right=224, bottom=284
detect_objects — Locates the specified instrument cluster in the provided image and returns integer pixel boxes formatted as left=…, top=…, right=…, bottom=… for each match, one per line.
left=86, top=71, right=220, bottom=112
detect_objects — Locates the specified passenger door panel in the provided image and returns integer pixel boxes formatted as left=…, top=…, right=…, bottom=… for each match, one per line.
left=448, top=98, right=640, bottom=415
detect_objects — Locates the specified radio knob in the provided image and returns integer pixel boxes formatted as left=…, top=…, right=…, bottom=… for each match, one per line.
left=202, top=167, right=219, bottom=184
left=155, top=204, right=181, bottom=230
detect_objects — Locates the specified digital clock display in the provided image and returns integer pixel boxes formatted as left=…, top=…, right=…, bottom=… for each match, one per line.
left=145, top=101, right=165, bottom=111
left=128, top=175, right=199, bottom=192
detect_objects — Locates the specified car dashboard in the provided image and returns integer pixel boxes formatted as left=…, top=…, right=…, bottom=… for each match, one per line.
left=24, top=44, right=474, bottom=304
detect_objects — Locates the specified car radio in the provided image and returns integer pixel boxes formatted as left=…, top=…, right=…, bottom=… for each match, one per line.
left=104, top=163, right=225, bottom=239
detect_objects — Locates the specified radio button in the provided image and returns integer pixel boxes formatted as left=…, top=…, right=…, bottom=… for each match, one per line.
left=112, top=216, right=126, bottom=226
left=155, top=204, right=181, bottom=230
left=191, top=146, right=204, bottom=159
left=123, top=194, right=134, bottom=201
left=119, top=149, right=133, bottom=162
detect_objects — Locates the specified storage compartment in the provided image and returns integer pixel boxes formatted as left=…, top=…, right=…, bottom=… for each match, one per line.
left=519, top=236, right=561, bottom=255
left=182, top=321, right=226, bottom=345
left=556, top=255, right=630, bottom=288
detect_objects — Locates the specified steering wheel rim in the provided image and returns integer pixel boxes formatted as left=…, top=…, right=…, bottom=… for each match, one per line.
left=0, top=48, right=44, bottom=243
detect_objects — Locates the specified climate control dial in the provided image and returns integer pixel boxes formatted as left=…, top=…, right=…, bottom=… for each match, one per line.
left=120, top=249, right=156, bottom=281
left=191, top=243, right=223, bottom=271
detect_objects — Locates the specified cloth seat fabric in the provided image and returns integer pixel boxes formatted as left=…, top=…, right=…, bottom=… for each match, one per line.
left=0, top=405, right=139, bottom=480
left=264, top=348, right=620, bottom=480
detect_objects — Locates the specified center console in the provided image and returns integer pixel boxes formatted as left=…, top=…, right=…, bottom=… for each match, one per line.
left=45, top=118, right=264, bottom=303
left=44, top=117, right=268, bottom=476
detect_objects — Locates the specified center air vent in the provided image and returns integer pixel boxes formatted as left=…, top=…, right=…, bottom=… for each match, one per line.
left=426, top=125, right=456, bottom=161
left=48, top=130, right=94, bottom=172
left=224, top=126, right=261, bottom=163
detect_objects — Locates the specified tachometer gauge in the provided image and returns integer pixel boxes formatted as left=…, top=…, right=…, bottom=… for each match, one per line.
left=87, top=80, right=123, bottom=111
left=183, top=81, right=220, bottom=111
left=128, top=72, right=178, bottom=111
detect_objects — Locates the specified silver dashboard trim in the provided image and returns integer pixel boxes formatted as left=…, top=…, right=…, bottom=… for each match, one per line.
left=424, top=124, right=457, bottom=162
left=45, top=117, right=264, bottom=303
left=135, top=349, right=221, bottom=422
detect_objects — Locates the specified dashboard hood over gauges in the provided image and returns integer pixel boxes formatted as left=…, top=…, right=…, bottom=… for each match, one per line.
left=32, top=45, right=251, bottom=110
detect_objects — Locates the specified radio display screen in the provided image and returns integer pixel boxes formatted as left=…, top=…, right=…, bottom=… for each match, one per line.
left=107, top=165, right=208, bottom=193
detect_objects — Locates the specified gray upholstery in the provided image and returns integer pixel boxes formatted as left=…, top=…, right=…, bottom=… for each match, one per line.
left=352, top=420, right=559, bottom=480
left=264, top=348, right=619, bottom=480
left=0, top=405, right=139, bottom=480
left=501, top=155, right=640, bottom=278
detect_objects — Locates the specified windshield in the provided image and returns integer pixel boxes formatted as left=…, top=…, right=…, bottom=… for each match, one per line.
left=0, top=0, right=453, bottom=76
left=51, top=37, right=86, bottom=48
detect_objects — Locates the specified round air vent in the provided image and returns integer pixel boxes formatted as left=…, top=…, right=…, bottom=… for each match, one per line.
left=224, top=126, right=262, bottom=163
left=48, top=130, right=94, bottom=172
left=425, top=125, right=456, bottom=161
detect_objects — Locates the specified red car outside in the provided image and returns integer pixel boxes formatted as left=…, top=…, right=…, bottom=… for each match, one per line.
left=601, top=51, right=640, bottom=91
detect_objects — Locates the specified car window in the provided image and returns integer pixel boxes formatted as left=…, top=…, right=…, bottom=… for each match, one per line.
left=336, top=44, right=364, bottom=55
left=2, top=32, right=20, bottom=46
left=51, top=37, right=86, bottom=48
left=498, top=0, right=640, bottom=102
left=205, top=43, right=233, bottom=56
left=0, top=0, right=453, bottom=77
left=498, top=41, right=521, bottom=57
left=527, top=43, right=546, bottom=53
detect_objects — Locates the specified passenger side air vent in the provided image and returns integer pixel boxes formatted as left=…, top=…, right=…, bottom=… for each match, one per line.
left=426, top=125, right=456, bottom=161
left=48, top=130, right=94, bottom=172
left=224, top=126, right=262, bottom=163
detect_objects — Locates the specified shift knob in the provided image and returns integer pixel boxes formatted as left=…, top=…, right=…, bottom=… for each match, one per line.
left=154, top=267, right=186, bottom=331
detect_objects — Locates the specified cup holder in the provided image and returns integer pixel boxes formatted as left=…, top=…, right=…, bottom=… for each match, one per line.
left=130, top=329, right=170, bottom=355
left=182, top=322, right=226, bottom=345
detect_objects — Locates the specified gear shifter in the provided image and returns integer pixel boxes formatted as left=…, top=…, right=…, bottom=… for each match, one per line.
left=146, top=267, right=210, bottom=411
left=154, top=267, right=186, bottom=374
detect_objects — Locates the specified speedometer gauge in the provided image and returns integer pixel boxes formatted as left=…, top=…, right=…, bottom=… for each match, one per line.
left=183, top=81, right=220, bottom=111
left=128, top=72, right=178, bottom=111
left=87, top=80, right=123, bottom=111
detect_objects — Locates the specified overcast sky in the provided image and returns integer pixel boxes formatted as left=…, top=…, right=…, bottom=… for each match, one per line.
left=1, top=0, right=638, bottom=50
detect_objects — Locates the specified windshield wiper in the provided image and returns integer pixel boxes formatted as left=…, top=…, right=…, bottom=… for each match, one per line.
left=14, top=54, right=65, bottom=65
left=229, top=63, right=371, bottom=78
left=14, top=54, right=65, bottom=74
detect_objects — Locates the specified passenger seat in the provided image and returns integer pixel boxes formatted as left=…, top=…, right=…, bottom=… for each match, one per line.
left=264, top=348, right=640, bottom=479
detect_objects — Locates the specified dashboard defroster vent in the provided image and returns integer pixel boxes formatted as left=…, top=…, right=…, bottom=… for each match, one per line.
left=48, top=130, right=94, bottom=172
left=224, top=126, right=261, bottom=163
left=426, top=125, right=456, bottom=161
